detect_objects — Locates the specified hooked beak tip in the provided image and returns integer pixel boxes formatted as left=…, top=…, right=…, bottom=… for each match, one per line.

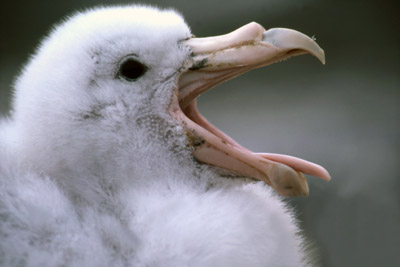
left=262, top=28, right=326, bottom=65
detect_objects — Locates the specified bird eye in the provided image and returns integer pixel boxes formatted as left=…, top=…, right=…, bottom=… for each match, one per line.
left=118, top=58, right=147, bottom=81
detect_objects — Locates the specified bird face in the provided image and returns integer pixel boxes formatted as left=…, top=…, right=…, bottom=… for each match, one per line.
left=12, top=7, right=193, bottom=178
left=12, top=6, right=329, bottom=196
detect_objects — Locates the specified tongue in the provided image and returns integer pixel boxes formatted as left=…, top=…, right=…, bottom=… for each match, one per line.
left=178, top=102, right=330, bottom=197
left=182, top=102, right=330, bottom=182
left=257, top=153, right=331, bottom=181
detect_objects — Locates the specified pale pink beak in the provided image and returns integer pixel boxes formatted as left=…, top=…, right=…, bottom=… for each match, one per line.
left=170, top=22, right=330, bottom=197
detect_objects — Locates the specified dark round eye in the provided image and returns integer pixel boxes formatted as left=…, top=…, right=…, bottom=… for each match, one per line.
left=118, top=58, right=147, bottom=81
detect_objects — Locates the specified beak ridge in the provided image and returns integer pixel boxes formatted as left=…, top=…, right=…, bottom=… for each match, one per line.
left=183, top=22, right=325, bottom=70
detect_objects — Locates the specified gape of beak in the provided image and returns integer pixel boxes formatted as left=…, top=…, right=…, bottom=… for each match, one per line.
left=171, top=22, right=330, bottom=197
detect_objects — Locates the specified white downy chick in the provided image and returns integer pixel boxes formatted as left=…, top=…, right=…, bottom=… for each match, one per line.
left=0, top=5, right=329, bottom=267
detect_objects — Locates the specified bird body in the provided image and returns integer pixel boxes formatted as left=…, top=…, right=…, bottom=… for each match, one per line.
left=0, top=6, right=327, bottom=266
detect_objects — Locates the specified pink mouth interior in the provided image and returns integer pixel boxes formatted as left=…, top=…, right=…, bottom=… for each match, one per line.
left=182, top=100, right=331, bottom=182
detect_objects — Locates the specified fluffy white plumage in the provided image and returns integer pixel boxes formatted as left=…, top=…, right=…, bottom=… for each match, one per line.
left=0, top=6, right=313, bottom=266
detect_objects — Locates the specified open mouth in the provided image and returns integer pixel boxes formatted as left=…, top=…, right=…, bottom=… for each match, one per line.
left=170, top=22, right=330, bottom=197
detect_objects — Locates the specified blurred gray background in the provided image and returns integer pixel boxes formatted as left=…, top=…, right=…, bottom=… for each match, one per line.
left=1, top=0, right=399, bottom=266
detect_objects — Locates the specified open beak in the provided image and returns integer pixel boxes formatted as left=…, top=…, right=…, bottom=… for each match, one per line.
left=170, top=22, right=330, bottom=197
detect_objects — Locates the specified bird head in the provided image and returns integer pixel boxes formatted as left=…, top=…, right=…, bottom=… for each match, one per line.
left=11, top=6, right=329, bottom=196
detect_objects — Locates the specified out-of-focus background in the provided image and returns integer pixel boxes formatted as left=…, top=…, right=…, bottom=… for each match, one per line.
left=1, top=0, right=399, bottom=266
